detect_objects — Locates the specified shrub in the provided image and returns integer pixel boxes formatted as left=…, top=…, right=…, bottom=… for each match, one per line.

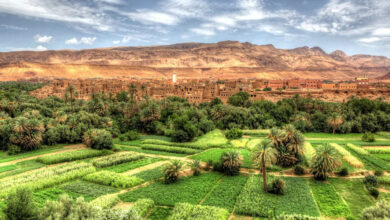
left=91, top=152, right=144, bottom=168
left=132, top=199, right=154, bottom=217
left=362, top=200, right=390, bottom=219
left=5, top=188, right=36, bottom=220
left=90, top=194, right=119, bottom=208
left=225, top=128, right=243, bottom=139
left=36, top=149, right=111, bottom=165
left=276, top=215, right=320, bottom=220
left=269, top=178, right=285, bottom=195
left=119, top=130, right=139, bottom=141
left=7, top=144, right=21, bottom=155
left=374, top=169, right=384, bottom=176
left=367, top=185, right=379, bottom=198
left=83, top=171, right=143, bottom=188
left=212, top=161, right=223, bottom=172
left=191, top=160, right=201, bottom=176
left=363, top=175, right=378, bottom=187
left=338, top=167, right=349, bottom=177
left=220, top=150, right=242, bottom=176
left=83, top=129, right=113, bottom=150
left=362, top=132, right=375, bottom=142
left=293, top=165, right=305, bottom=175
left=164, top=160, right=183, bottom=184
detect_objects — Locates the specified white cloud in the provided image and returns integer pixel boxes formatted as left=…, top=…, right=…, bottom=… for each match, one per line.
left=0, top=24, right=27, bottom=31
left=112, top=40, right=121, bottom=44
left=9, top=45, right=47, bottom=51
left=358, top=37, right=381, bottom=43
left=373, top=28, right=390, bottom=37
left=34, top=34, right=52, bottom=43
left=65, top=37, right=97, bottom=45
left=190, top=28, right=215, bottom=36
left=124, top=9, right=179, bottom=25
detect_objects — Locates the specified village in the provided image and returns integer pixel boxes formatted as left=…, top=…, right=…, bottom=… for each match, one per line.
left=30, top=75, right=390, bottom=103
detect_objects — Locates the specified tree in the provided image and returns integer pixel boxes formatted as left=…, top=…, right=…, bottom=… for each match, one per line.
left=327, top=113, right=343, bottom=134
left=65, top=85, right=77, bottom=112
left=5, top=188, right=36, bottom=220
left=190, top=160, right=201, bottom=176
left=252, top=140, right=277, bottom=192
left=220, top=150, right=242, bottom=176
left=10, top=117, right=44, bottom=151
left=164, top=160, right=183, bottom=184
left=128, top=84, right=137, bottom=103
left=227, top=92, right=251, bottom=107
left=311, top=144, right=341, bottom=180
left=83, top=129, right=113, bottom=149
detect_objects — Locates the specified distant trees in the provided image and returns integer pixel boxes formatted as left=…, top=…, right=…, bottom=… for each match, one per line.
left=83, top=129, right=113, bottom=150
left=227, top=91, right=250, bottom=107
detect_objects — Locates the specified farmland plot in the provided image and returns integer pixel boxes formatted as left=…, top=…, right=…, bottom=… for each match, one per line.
left=103, top=157, right=164, bottom=173
left=168, top=203, right=229, bottom=220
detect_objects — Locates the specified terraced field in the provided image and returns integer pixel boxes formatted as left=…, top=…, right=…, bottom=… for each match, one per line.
left=1, top=130, right=389, bottom=219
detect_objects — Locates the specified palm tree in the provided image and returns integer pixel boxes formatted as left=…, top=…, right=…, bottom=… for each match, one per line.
left=311, top=144, right=341, bottom=180
left=128, top=84, right=137, bottom=103
left=327, top=113, right=343, bottom=134
left=190, top=160, right=201, bottom=176
left=252, top=140, right=277, bottom=192
left=65, top=85, right=76, bottom=112
left=220, top=150, right=242, bottom=176
left=164, top=160, right=183, bottom=184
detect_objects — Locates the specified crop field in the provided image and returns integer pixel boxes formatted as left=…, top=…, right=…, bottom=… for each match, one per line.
left=1, top=130, right=390, bottom=220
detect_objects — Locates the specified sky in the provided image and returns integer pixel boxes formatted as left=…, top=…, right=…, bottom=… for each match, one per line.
left=0, top=0, right=390, bottom=57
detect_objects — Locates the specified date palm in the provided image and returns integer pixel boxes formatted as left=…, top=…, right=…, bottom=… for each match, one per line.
left=327, top=113, right=343, bottom=134
left=164, top=160, right=183, bottom=184
left=220, top=150, right=242, bottom=176
left=252, top=140, right=277, bottom=192
left=311, top=144, right=341, bottom=180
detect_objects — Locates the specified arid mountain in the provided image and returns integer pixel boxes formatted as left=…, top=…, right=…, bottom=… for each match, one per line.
left=1, top=41, right=390, bottom=81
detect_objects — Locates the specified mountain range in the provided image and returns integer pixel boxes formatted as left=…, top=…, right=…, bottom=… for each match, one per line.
left=1, top=41, right=390, bottom=81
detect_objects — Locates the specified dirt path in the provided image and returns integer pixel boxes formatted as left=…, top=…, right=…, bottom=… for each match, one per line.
left=378, top=188, right=390, bottom=193
left=0, top=144, right=86, bottom=166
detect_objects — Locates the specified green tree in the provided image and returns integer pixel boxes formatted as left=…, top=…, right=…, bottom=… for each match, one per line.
left=220, top=150, right=242, bottom=176
left=327, top=113, right=343, bottom=134
left=311, top=144, right=341, bottom=180
left=252, top=140, right=277, bottom=192
left=227, top=92, right=251, bottom=107
left=65, top=85, right=77, bottom=112
left=5, top=188, right=36, bottom=220
left=10, top=117, right=44, bottom=151
left=164, top=160, right=183, bottom=184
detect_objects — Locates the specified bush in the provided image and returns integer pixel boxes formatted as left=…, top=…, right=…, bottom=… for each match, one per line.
left=338, top=167, right=349, bottom=177
left=191, top=160, right=201, bottom=176
left=362, top=132, right=375, bottom=142
left=364, top=175, right=378, bottom=187
left=119, top=130, right=139, bottom=142
left=362, top=200, right=390, bottom=219
left=164, top=160, right=183, bottom=184
left=269, top=178, right=285, bottom=195
left=7, top=144, right=21, bottom=155
left=367, top=185, right=379, bottom=198
left=293, top=165, right=305, bottom=175
left=5, top=188, right=36, bottom=220
left=225, top=128, right=243, bottom=139
left=220, top=150, right=242, bottom=176
left=374, top=169, right=384, bottom=176
left=83, top=129, right=113, bottom=150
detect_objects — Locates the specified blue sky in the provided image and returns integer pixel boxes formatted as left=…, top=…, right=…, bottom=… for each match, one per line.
left=0, top=0, right=390, bottom=57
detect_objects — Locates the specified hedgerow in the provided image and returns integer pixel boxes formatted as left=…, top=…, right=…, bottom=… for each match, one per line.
left=36, top=149, right=111, bottom=164
left=1, top=162, right=96, bottom=197
left=91, top=152, right=144, bottom=168
left=141, top=144, right=199, bottom=154
left=83, top=171, right=143, bottom=188
left=168, top=203, right=229, bottom=220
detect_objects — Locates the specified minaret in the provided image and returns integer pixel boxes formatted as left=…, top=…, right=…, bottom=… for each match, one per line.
left=173, top=74, right=177, bottom=83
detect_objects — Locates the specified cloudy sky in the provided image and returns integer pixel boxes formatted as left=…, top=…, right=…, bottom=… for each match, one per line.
left=0, top=0, right=390, bottom=57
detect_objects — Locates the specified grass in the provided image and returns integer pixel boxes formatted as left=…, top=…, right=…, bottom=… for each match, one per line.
left=242, top=129, right=270, bottom=137
left=141, top=144, right=199, bottom=154
left=0, top=160, right=45, bottom=179
left=103, top=157, right=164, bottom=173
left=91, top=152, right=145, bottom=168
left=372, top=154, right=390, bottom=162
left=304, top=133, right=364, bottom=139
left=118, top=145, right=188, bottom=157
left=201, top=175, right=248, bottom=212
left=230, top=138, right=249, bottom=148
left=364, top=147, right=390, bottom=154
left=329, top=178, right=375, bottom=218
left=83, top=171, right=143, bottom=188
left=36, top=149, right=111, bottom=164
left=330, top=143, right=363, bottom=168
left=307, top=139, right=390, bottom=146
left=0, top=144, right=66, bottom=163
left=235, top=176, right=320, bottom=217
left=119, top=172, right=223, bottom=206
left=308, top=180, right=351, bottom=217
left=114, top=135, right=172, bottom=147
left=0, top=164, right=17, bottom=173
left=346, top=144, right=390, bottom=171
left=168, top=203, right=229, bottom=220
left=147, top=207, right=172, bottom=220
left=134, top=165, right=166, bottom=182
left=303, top=142, right=316, bottom=166
left=61, top=180, right=119, bottom=198
left=190, top=148, right=254, bottom=168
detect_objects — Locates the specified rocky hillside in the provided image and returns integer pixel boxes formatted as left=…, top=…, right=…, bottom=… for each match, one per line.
left=1, top=41, right=390, bottom=81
